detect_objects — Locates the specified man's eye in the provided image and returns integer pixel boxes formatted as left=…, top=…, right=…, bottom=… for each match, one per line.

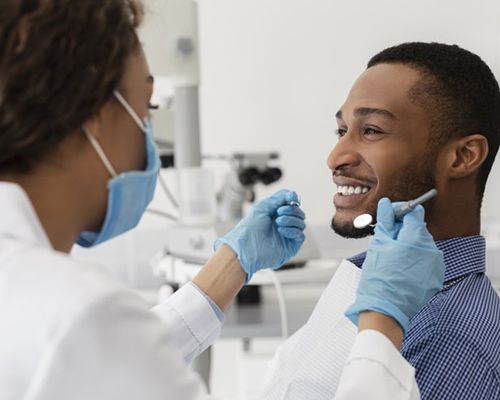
left=148, top=102, right=159, bottom=110
left=364, top=127, right=382, bottom=135
left=335, top=128, right=347, bottom=137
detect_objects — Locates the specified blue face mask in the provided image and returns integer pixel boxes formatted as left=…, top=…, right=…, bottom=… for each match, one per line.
left=77, top=91, right=160, bottom=248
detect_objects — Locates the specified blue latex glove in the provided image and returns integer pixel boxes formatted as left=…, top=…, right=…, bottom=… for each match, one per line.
left=214, top=189, right=306, bottom=283
left=345, top=197, right=445, bottom=334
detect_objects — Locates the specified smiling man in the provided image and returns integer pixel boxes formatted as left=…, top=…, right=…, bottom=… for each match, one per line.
left=256, top=42, right=500, bottom=400
left=331, top=96, right=435, bottom=240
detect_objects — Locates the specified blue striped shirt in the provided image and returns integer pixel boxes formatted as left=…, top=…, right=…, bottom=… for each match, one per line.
left=349, top=236, right=500, bottom=400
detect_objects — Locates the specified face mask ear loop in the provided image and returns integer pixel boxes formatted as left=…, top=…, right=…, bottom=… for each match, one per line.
left=83, top=126, right=117, bottom=177
left=113, top=90, right=147, bottom=133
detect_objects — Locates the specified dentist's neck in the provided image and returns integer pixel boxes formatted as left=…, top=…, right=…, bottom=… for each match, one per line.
left=2, top=171, right=87, bottom=253
left=0, top=134, right=110, bottom=253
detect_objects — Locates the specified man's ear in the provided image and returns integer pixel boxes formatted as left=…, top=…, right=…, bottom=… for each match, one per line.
left=444, top=134, right=489, bottom=179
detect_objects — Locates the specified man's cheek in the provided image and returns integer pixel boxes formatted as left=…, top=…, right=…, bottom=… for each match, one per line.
left=368, top=157, right=408, bottom=198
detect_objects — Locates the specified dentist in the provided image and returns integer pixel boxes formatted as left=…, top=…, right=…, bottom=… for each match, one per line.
left=0, top=1, right=304, bottom=398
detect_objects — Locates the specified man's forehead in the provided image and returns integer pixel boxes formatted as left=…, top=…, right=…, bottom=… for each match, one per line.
left=338, top=63, right=422, bottom=119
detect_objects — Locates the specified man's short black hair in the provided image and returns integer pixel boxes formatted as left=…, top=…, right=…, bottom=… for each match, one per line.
left=368, top=42, right=500, bottom=203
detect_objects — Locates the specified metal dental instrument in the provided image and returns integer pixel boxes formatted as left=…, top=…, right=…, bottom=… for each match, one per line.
left=353, top=188, right=438, bottom=229
left=393, top=188, right=437, bottom=219
left=288, top=194, right=301, bottom=207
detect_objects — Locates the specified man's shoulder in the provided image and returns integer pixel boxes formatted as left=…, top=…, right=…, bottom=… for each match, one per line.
left=404, top=272, right=500, bottom=369
left=435, top=273, right=500, bottom=337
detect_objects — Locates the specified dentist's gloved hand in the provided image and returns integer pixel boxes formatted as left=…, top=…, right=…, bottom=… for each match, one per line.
left=345, top=197, right=445, bottom=334
left=214, top=189, right=306, bottom=283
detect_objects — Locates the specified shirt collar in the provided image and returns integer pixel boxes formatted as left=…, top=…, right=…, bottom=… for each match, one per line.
left=348, top=236, right=486, bottom=284
left=0, top=182, right=52, bottom=249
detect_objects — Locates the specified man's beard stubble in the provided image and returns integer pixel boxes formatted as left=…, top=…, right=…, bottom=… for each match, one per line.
left=330, top=155, right=437, bottom=239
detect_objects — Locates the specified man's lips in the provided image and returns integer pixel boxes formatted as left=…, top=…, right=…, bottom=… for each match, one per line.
left=333, top=189, right=371, bottom=208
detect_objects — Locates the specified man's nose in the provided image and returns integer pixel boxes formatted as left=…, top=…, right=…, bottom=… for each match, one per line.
left=327, top=136, right=362, bottom=171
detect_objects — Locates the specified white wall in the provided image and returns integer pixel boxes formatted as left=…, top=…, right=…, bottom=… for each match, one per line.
left=196, top=0, right=500, bottom=225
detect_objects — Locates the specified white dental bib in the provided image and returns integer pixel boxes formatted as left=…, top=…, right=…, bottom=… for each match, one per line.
left=255, top=259, right=361, bottom=400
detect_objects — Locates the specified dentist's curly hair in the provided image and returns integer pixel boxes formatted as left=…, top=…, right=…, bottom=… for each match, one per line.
left=368, top=42, right=500, bottom=202
left=0, top=0, right=143, bottom=174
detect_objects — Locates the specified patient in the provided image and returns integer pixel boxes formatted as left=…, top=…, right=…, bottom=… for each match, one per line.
left=255, top=42, right=500, bottom=400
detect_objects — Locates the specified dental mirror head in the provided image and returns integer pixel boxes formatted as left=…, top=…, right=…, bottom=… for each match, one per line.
left=353, top=213, right=374, bottom=229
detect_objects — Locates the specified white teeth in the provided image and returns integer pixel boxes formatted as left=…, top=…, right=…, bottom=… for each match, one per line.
left=336, top=185, right=370, bottom=196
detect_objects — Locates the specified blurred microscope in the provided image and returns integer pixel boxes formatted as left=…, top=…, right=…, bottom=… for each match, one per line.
left=165, top=152, right=320, bottom=269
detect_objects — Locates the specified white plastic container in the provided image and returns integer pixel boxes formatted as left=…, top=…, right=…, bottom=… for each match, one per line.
left=177, top=167, right=217, bottom=226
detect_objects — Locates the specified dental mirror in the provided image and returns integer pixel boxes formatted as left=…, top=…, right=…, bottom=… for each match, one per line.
left=353, top=213, right=374, bottom=229
left=353, top=188, right=438, bottom=230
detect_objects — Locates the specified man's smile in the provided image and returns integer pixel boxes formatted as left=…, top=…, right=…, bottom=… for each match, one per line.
left=333, top=175, right=376, bottom=209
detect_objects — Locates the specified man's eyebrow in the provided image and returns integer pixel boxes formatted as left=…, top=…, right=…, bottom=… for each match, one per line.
left=147, top=74, right=154, bottom=84
left=335, top=108, right=396, bottom=120
left=354, top=107, right=396, bottom=119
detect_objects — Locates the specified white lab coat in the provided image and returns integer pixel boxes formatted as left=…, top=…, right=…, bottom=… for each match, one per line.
left=335, top=330, right=420, bottom=400
left=0, top=182, right=419, bottom=400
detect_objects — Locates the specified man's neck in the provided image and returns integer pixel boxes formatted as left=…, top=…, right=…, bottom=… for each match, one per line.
left=428, top=220, right=481, bottom=241
left=422, top=184, right=481, bottom=240
left=428, top=206, right=480, bottom=241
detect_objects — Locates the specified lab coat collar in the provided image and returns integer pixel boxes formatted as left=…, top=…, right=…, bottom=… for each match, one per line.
left=0, top=182, right=52, bottom=249
left=347, top=235, right=486, bottom=285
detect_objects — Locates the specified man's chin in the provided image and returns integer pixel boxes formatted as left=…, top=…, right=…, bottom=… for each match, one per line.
left=330, top=217, right=374, bottom=239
